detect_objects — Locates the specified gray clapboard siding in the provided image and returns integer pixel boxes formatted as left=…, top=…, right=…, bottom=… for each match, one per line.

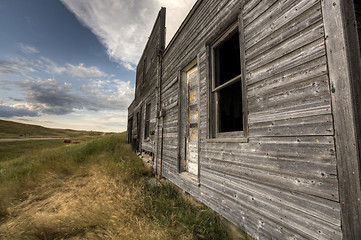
left=201, top=174, right=341, bottom=239
left=247, top=56, right=328, bottom=98
left=128, top=0, right=361, bottom=238
left=246, top=4, right=322, bottom=61
left=244, top=0, right=320, bottom=47
left=248, top=75, right=331, bottom=112
left=248, top=114, right=333, bottom=136
left=199, top=175, right=337, bottom=240
left=203, top=147, right=337, bottom=178
left=246, top=38, right=326, bottom=85
left=246, top=22, right=324, bottom=71
left=321, top=0, right=361, bottom=239
left=219, top=171, right=341, bottom=225
left=248, top=95, right=332, bottom=123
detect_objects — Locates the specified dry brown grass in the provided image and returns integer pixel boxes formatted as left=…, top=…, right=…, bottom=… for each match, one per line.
left=0, top=134, right=230, bottom=240
left=0, top=165, right=193, bottom=240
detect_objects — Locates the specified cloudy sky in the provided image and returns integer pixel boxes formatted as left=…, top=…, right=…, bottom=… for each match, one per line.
left=0, top=0, right=196, bottom=132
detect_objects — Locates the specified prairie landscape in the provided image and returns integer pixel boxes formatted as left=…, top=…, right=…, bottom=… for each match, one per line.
left=0, top=120, right=235, bottom=240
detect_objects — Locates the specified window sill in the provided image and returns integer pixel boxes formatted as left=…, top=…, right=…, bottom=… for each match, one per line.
left=206, top=137, right=249, bottom=143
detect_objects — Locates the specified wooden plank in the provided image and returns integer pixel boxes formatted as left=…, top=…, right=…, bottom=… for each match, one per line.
left=244, top=0, right=319, bottom=45
left=162, top=76, right=178, bottom=93
left=203, top=136, right=336, bottom=161
left=202, top=148, right=337, bottom=178
left=201, top=158, right=338, bottom=201
left=204, top=169, right=341, bottom=226
left=201, top=171, right=342, bottom=239
left=246, top=38, right=326, bottom=85
left=322, top=0, right=361, bottom=239
left=248, top=75, right=330, bottom=112
left=247, top=56, right=327, bottom=98
left=243, top=0, right=262, bottom=16
left=249, top=114, right=333, bottom=136
left=243, top=0, right=280, bottom=27
left=247, top=22, right=324, bottom=72
left=246, top=3, right=323, bottom=61
left=249, top=94, right=332, bottom=123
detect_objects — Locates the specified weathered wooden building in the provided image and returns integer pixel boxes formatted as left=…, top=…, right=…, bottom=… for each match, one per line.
left=127, top=0, right=361, bottom=239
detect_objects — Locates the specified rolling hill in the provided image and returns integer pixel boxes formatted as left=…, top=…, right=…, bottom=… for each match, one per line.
left=0, top=119, right=102, bottom=139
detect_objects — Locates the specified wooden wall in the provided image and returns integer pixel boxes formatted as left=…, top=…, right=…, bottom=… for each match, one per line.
left=156, top=0, right=343, bottom=239
left=321, top=0, right=361, bottom=238
left=127, top=8, right=165, bottom=153
left=128, top=0, right=361, bottom=239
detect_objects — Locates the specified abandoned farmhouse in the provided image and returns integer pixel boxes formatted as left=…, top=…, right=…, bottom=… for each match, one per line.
left=127, top=0, right=361, bottom=239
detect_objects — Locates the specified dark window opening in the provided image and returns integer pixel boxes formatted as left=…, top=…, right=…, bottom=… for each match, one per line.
left=354, top=0, right=361, bottom=54
left=212, top=26, right=243, bottom=134
left=136, top=110, right=141, bottom=151
left=127, top=117, right=133, bottom=144
left=219, top=81, right=243, bottom=132
left=142, top=57, right=147, bottom=84
left=214, top=32, right=241, bottom=87
left=144, top=103, right=151, bottom=139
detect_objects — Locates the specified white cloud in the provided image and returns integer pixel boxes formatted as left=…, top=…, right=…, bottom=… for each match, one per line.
left=14, top=56, right=107, bottom=78
left=66, top=63, right=107, bottom=78
left=7, top=77, right=134, bottom=115
left=0, top=57, right=39, bottom=74
left=60, top=0, right=196, bottom=69
left=79, top=79, right=134, bottom=110
left=40, top=57, right=67, bottom=74
left=122, top=62, right=135, bottom=71
left=0, top=104, right=39, bottom=118
left=42, top=59, right=107, bottom=78
left=12, top=109, right=128, bottom=132
left=18, top=43, right=39, bottom=54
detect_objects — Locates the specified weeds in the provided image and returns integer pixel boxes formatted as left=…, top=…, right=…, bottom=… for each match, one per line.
left=145, top=182, right=228, bottom=240
left=0, top=140, right=64, bottom=163
left=0, top=132, right=229, bottom=239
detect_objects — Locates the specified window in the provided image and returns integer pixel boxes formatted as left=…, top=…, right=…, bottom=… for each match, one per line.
left=144, top=103, right=151, bottom=139
left=143, top=57, right=147, bottom=84
left=355, top=0, right=361, bottom=55
left=210, top=21, right=246, bottom=139
left=127, top=117, right=133, bottom=144
left=136, top=110, right=141, bottom=151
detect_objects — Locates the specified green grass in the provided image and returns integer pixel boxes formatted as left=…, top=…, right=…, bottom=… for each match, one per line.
left=0, top=132, right=231, bottom=239
left=0, top=140, right=65, bottom=162
left=145, top=182, right=229, bottom=239
left=0, top=119, right=103, bottom=139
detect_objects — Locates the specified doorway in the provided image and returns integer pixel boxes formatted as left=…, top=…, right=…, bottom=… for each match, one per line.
left=179, top=61, right=199, bottom=176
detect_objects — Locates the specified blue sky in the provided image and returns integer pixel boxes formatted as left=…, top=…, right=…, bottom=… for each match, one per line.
left=0, top=0, right=195, bottom=132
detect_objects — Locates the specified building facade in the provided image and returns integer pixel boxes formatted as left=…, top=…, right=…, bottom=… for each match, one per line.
left=128, top=1, right=361, bottom=239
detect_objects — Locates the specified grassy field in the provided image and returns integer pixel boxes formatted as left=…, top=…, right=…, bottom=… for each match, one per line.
left=0, top=119, right=103, bottom=139
left=0, top=140, right=65, bottom=162
left=0, top=132, right=240, bottom=239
